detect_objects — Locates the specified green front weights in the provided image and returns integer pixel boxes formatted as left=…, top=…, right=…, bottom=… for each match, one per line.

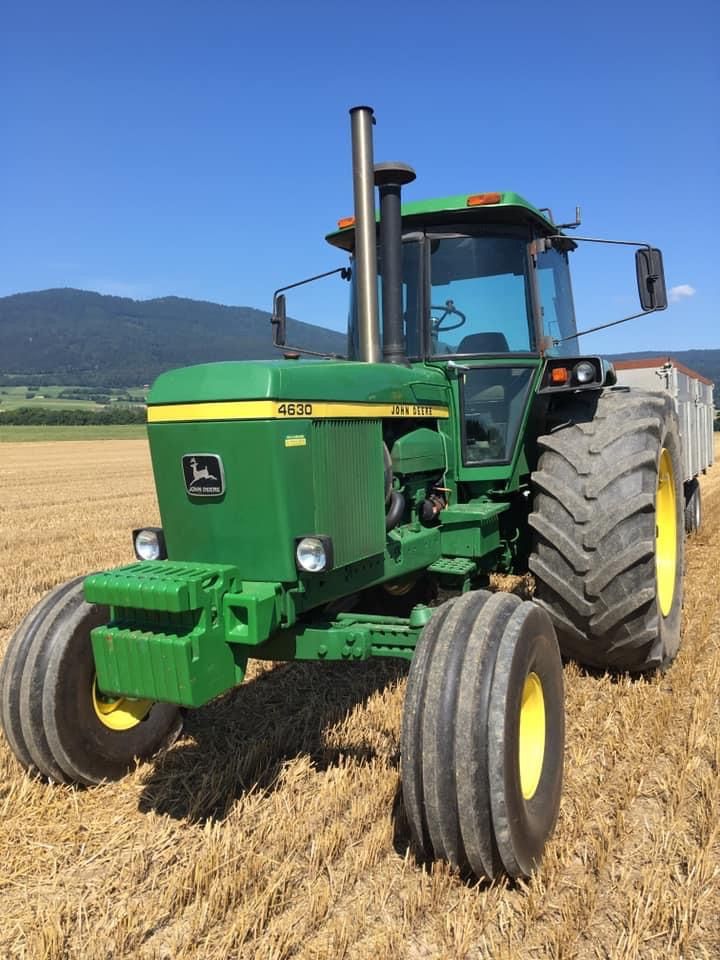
left=85, top=561, right=432, bottom=708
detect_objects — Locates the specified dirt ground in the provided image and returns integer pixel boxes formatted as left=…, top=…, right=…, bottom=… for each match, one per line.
left=0, top=437, right=718, bottom=960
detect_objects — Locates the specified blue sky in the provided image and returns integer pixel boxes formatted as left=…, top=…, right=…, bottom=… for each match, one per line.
left=1, top=0, right=718, bottom=354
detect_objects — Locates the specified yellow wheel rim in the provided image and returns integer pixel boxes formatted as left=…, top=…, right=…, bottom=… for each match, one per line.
left=656, top=448, right=677, bottom=617
left=92, top=678, right=153, bottom=731
left=519, top=672, right=546, bottom=800
left=383, top=575, right=418, bottom=597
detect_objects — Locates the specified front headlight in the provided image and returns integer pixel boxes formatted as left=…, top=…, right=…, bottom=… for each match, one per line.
left=295, top=536, right=333, bottom=573
left=132, top=527, right=167, bottom=561
left=573, top=360, right=597, bottom=385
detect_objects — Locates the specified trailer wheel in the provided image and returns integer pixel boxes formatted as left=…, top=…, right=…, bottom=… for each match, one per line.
left=684, top=478, right=701, bottom=534
left=400, top=590, right=564, bottom=880
left=530, top=389, right=684, bottom=672
left=1, top=578, right=181, bottom=784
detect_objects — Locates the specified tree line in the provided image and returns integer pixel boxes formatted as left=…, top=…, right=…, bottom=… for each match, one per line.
left=0, top=406, right=146, bottom=426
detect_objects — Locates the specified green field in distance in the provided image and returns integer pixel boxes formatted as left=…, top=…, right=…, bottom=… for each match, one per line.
left=0, top=384, right=147, bottom=411
left=0, top=425, right=147, bottom=442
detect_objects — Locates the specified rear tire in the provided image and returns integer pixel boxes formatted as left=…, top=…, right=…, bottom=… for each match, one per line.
left=401, top=590, right=564, bottom=880
left=529, top=389, right=684, bottom=672
left=1, top=578, right=182, bottom=784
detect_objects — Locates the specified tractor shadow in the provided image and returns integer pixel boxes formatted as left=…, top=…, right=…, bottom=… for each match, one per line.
left=138, top=658, right=407, bottom=824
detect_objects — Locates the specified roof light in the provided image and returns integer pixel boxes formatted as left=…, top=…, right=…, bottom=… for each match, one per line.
left=550, top=366, right=570, bottom=385
left=466, top=192, right=502, bottom=207
left=337, top=216, right=355, bottom=229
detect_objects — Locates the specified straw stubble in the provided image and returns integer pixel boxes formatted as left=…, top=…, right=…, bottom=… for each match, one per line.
left=0, top=437, right=718, bottom=959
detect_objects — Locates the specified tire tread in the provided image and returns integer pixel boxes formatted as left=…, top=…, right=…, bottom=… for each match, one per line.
left=530, top=389, right=684, bottom=672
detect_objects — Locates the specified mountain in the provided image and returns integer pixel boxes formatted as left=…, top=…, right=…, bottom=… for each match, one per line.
left=1, top=290, right=717, bottom=402
left=0, top=288, right=347, bottom=387
left=609, top=350, right=720, bottom=404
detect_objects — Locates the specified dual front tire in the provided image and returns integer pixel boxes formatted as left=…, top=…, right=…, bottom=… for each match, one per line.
left=401, top=590, right=564, bottom=880
left=0, top=578, right=181, bottom=785
left=4, top=581, right=563, bottom=881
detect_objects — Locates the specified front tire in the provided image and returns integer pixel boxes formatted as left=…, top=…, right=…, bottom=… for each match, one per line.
left=401, top=590, right=564, bottom=880
left=1, top=578, right=182, bottom=784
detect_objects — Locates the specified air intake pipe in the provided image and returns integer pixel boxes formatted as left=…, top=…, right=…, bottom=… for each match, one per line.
left=375, top=161, right=416, bottom=364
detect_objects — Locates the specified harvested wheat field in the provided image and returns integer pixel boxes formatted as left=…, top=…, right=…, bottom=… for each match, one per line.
left=1, top=437, right=719, bottom=960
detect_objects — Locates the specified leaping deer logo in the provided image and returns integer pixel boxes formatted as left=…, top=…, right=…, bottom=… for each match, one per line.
left=189, top=457, right=218, bottom=484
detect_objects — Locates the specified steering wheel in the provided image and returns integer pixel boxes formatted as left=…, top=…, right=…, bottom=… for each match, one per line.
left=431, top=299, right=467, bottom=333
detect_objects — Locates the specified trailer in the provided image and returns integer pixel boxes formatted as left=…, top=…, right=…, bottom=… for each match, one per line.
left=614, top=357, right=714, bottom=531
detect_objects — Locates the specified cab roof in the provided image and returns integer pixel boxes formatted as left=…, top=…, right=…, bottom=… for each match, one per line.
left=325, top=191, right=558, bottom=251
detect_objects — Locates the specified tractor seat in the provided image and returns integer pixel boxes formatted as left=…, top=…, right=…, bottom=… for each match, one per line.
left=456, top=332, right=510, bottom=354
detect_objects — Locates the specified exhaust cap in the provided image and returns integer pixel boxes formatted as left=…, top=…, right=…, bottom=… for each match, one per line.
left=374, top=161, right=416, bottom=187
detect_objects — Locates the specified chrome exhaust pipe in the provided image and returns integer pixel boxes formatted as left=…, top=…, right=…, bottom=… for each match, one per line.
left=349, top=106, right=381, bottom=363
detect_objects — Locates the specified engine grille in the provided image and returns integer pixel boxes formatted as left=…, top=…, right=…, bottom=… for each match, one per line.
left=311, top=419, right=385, bottom=567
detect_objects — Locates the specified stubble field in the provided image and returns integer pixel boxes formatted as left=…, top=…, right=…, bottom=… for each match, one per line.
left=1, top=437, right=719, bottom=960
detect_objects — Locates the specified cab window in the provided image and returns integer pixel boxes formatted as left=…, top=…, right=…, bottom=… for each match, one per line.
left=429, top=233, right=534, bottom=356
left=462, top=366, right=535, bottom=465
left=536, top=245, right=578, bottom=355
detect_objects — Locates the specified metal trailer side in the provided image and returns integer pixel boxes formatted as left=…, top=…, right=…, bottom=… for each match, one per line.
left=613, top=358, right=715, bottom=483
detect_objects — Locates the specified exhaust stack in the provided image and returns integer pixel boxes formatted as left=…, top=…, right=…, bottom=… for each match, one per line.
left=349, top=106, right=381, bottom=363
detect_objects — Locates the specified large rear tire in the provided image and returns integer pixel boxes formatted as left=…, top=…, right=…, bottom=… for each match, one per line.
left=401, top=590, right=564, bottom=880
left=529, top=389, right=684, bottom=673
left=0, top=578, right=182, bottom=784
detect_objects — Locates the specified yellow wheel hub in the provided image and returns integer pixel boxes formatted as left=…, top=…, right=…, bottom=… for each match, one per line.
left=92, top=678, right=153, bottom=731
left=519, top=672, right=546, bottom=800
left=656, top=448, right=677, bottom=617
left=383, top=575, right=418, bottom=597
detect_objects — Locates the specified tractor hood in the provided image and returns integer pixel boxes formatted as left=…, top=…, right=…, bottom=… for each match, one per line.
left=144, top=359, right=450, bottom=584
left=147, top=358, right=449, bottom=410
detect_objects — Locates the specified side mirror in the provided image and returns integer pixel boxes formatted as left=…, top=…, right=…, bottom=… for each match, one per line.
left=635, top=247, right=667, bottom=312
left=271, top=293, right=287, bottom=346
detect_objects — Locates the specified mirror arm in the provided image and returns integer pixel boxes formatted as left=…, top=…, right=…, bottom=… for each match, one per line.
left=553, top=309, right=655, bottom=346
left=273, top=266, right=351, bottom=300
left=547, top=235, right=654, bottom=250
left=270, top=266, right=351, bottom=359
left=545, top=235, right=667, bottom=345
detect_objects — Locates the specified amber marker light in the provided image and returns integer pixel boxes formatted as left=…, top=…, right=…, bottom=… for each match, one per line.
left=550, top=366, right=570, bottom=385
left=337, top=216, right=356, bottom=229
left=467, top=192, right=502, bottom=206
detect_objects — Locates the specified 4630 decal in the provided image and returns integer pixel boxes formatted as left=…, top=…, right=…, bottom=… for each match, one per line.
left=277, top=402, right=313, bottom=417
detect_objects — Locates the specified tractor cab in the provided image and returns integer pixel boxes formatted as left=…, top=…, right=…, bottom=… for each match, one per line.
left=326, top=191, right=579, bottom=363
left=327, top=193, right=579, bottom=467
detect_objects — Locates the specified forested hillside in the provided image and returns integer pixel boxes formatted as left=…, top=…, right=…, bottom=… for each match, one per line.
left=1, top=289, right=717, bottom=402
left=0, top=289, right=346, bottom=386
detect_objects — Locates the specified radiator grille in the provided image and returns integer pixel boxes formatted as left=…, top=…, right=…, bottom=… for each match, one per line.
left=312, top=420, right=385, bottom=567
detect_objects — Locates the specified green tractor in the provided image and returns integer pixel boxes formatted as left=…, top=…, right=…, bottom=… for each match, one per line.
left=1, top=106, right=678, bottom=882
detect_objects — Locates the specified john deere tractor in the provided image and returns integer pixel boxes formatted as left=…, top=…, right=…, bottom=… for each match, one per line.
left=0, top=106, right=678, bottom=882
